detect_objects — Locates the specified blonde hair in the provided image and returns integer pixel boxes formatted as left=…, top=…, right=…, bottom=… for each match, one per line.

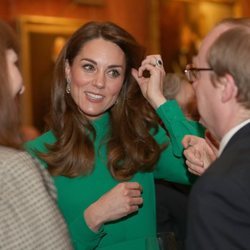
left=163, top=73, right=199, bottom=120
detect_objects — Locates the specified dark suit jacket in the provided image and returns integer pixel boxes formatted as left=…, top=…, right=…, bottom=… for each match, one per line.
left=186, top=123, right=250, bottom=250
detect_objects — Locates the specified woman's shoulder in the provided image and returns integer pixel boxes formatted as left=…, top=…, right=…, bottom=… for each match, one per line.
left=25, top=130, right=56, bottom=150
left=0, top=147, right=21, bottom=171
left=0, top=146, right=38, bottom=175
left=0, top=146, right=20, bottom=160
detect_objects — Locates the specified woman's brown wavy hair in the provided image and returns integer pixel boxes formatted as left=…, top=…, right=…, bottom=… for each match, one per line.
left=41, top=21, right=162, bottom=180
left=0, top=20, right=22, bottom=149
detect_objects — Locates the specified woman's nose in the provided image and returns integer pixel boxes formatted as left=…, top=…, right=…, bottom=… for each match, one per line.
left=93, top=72, right=105, bottom=89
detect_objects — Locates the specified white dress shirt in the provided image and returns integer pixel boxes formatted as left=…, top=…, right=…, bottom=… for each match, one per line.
left=218, top=119, right=250, bottom=156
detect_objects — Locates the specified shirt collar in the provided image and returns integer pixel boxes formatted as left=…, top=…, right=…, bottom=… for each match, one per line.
left=218, top=119, right=250, bottom=156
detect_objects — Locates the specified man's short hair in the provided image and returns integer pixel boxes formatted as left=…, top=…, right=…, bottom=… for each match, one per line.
left=208, top=25, right=250, bottom=108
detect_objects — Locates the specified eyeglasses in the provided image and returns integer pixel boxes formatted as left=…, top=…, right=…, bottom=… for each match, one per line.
left=184, top=64, right=213, bottom=83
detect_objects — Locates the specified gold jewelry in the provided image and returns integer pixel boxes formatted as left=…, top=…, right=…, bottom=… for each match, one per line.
left=66, top=78, right=71, bottom=94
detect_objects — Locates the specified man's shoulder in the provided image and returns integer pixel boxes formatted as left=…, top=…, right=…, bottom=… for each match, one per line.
left=192, top=148, right=250, bottom=197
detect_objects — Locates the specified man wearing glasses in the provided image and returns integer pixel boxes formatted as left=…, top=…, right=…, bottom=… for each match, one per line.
left=184, top=18, right=250, bottom=249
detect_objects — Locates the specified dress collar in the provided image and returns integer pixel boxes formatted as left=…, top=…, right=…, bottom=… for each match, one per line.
left=91, top=112, right=110, bottom=133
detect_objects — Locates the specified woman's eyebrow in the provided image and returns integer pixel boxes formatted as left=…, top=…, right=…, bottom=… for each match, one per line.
left=80, top=58, right=124, bottom=69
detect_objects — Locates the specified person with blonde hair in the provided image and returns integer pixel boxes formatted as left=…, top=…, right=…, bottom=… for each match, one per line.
left=163, top=72, right=199, bottom=121
left=155, top=72, right=202, bottom=249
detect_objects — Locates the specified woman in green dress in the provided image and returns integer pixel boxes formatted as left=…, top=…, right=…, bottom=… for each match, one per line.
left=25, top=21, right=204, bottom=250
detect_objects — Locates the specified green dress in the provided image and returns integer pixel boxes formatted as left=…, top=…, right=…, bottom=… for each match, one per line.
left=25, top=100, right=204, bottom=250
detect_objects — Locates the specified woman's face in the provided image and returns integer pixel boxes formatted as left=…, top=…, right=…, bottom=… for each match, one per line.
left=66, top=38, right=126, bottom=120
left=6, top=49, right=24, bottom=98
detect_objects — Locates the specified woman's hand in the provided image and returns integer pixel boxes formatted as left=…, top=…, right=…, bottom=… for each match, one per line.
left=182, top=135, right=218, bottom=176
left=84, top=182, right=143, bottom=232
left=132, top=54, right=166, bottom=109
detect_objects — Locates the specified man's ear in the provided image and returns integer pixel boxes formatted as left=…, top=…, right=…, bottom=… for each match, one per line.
left=220, top=74, right=238, bottom=103
left=65, top=59, right=71, bottom=81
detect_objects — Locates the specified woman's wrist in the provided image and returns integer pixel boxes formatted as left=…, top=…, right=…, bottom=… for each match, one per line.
left=84, top=202, right=103, bottom=232
left=151, top=96, right=167, bottom=109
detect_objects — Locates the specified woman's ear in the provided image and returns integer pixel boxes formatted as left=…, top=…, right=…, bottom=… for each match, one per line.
left=65, top=59, right=71, bottom=82
left=220, top=74, right=238, bottom=103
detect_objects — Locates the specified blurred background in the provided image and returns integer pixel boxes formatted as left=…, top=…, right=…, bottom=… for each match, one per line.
left=1, top=0, right=248, bottom=133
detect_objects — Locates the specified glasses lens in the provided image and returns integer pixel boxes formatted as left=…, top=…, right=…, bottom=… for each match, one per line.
left=190, top=69, right=198, bottom=82
left=185, top=64, right=196, bottom=83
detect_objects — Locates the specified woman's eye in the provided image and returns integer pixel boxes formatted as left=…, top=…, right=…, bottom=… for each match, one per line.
left=108, top=69, right=121, bottom=78
left=83, top=64, right=95, bottom=72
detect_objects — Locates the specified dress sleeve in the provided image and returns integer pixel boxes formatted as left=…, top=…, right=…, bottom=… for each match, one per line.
left=153, top=100, right=205, bottom=184
left=69, top=214, right=106, bottom=249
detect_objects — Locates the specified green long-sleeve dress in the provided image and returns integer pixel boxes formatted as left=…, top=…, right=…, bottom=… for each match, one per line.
left=25, top=100, right=204, bottom=250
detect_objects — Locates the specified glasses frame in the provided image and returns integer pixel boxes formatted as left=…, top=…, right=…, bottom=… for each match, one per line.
left=184, top=64, right=213, bottom=83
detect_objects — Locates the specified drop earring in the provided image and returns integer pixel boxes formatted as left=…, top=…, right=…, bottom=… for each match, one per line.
left=66, top=78, right=71, bottom=94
